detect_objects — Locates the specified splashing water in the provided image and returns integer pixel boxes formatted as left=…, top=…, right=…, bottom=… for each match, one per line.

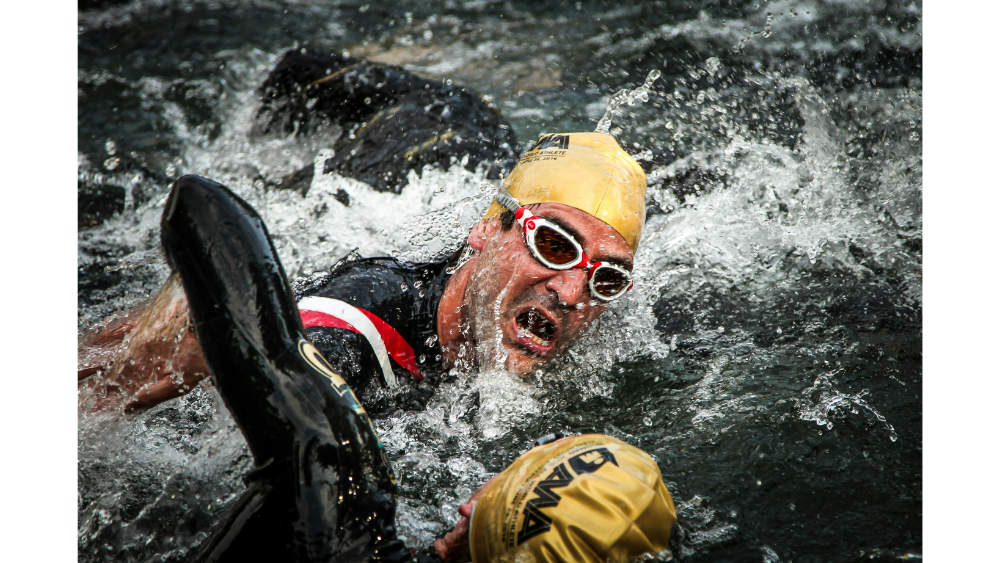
left=78, top=1, right=921, bottom=562
left=595, top=69, right=662, bottom=135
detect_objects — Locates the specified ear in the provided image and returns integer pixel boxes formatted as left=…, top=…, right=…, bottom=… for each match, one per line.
left=467, top=219, right=494, bottom=252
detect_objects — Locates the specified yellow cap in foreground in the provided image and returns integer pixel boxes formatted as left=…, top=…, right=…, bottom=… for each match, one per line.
left=469, top=434, right=676, bottom=563
left=483, top=132, right=648, bottom=252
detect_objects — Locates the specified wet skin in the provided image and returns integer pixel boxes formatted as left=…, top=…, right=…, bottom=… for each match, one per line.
left=78, top=204, right=633, bottom=411
left=437, top=202, right=634, bottom=376
left=77, top=274, right=208, bottom=413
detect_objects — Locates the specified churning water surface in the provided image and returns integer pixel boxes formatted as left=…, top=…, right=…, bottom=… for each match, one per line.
left=78, top=1, right=922, bottom=562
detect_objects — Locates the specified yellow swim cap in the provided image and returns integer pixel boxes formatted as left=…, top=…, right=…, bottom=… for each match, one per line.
left=469, top=434, right=676, bottom=563
left=483, top=132, right=647, bottom=252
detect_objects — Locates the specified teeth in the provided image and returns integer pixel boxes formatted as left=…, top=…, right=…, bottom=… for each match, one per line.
left=529, top=333, right=550, bottom=347
left=516, top=309, right=554, bottom=348
left=517, top=327, right=550, bottom=347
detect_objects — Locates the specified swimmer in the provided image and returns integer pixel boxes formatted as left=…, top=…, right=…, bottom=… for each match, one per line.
left=162, top=177, right=675, bottom=562
left=256, top=48, right=521, bottom=194
left=78, top=131, right=648, bottom=413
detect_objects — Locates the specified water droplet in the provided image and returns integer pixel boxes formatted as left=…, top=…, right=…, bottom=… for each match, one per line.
left=643, top=417, right=652, bottom=426
left=400, top=282, right=408, bottom=291
left=776, top=327, right=782, bottom=334
left=595, top=69, right=661, bottom=134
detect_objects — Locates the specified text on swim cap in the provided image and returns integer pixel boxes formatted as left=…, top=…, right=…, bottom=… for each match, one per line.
left=515, top=447, right=619, bottom=546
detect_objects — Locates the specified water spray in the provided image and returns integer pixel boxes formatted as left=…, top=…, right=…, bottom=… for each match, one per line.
left=595, top=69, right=662, bottom=135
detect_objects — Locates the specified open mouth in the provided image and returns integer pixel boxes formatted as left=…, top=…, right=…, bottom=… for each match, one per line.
left=513, top=306, right=558, bottom=354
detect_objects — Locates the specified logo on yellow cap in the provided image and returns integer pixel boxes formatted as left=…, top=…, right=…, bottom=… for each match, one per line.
left=516, top=447, right=619, bottom=545
left=529, top=133, right=570, bottom=152
left=470, top=434, right=676, bottom=563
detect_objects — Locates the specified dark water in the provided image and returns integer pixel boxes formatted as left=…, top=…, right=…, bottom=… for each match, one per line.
left=78, top=1, right=921, bottom=562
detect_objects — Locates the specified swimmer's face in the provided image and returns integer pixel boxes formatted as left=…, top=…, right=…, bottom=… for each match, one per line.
left=462, top=203, right=634, bottom=376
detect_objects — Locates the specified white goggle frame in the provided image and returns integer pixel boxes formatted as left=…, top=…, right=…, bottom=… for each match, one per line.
left=494, top=189, right=634, bottom=302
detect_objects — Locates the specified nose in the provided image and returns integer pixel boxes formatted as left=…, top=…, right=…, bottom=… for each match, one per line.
left=545, top=268, right=590, bottom=306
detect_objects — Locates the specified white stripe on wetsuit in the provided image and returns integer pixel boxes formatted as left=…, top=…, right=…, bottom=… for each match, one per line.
left=296, top=296, right=399, bottom=388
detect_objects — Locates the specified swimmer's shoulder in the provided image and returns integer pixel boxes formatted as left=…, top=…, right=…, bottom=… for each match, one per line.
left=293, top=255, right=452, bottom=307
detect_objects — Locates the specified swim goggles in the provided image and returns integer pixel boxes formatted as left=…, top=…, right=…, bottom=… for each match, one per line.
left=493, top=188, right=634, bottom=302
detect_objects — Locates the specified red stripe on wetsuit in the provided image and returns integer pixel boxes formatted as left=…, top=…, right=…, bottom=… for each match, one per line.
left=299, top=308, right=422, bottom=381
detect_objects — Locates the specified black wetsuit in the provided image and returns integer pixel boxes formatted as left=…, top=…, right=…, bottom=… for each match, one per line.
left=256, top=48, right=520, bottom=195
left=162, top=175, right=440, bottom=563
left=292, top=256, right=455, bottom=414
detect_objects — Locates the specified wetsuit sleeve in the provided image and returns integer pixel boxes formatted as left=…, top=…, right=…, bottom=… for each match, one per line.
left=161, top=175, right=407, bottom=563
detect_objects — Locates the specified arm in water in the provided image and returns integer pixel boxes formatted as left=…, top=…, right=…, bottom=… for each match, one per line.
left=77, top=275, right=209, bottom=413
left=161, top=175, right=431, bottom=562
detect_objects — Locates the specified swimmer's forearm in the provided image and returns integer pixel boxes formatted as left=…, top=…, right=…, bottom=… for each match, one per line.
left=78, top=273, right=211, bottom=413
left=77, top=302, right=144, bottom=380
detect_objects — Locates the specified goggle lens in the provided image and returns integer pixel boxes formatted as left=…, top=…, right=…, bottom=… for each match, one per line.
left=533, top=225, right=581, bottom=266
left=591, top=266, right=631, bottom=298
